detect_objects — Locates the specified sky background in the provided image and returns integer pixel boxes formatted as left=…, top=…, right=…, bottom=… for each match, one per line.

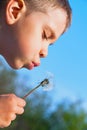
left=1, top=0, right=87, bottom=110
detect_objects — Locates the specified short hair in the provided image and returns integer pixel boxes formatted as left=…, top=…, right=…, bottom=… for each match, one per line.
left=0, top=0, right=72, bottom=31
left=25, top=0, right=72, bottom=31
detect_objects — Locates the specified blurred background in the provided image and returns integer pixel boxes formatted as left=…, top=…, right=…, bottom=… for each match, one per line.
left=0, top=0, right=87, bottom=129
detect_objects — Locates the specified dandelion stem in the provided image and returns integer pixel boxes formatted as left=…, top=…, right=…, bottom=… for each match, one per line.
left=23, top=84, right=41, bottom=99
left=23, top=78, right=49, bottom=99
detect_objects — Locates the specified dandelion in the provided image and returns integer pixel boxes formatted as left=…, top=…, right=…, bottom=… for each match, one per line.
left=23, top=71, right=54, bottom=99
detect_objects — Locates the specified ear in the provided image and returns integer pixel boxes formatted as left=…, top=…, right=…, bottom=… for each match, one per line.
left=6, top=0, right=26, bottom=24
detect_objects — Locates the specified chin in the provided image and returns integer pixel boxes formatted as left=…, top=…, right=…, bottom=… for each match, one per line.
left=2, top=56, right=23, bottom=70
left=8, top=62, right=23, bottom=70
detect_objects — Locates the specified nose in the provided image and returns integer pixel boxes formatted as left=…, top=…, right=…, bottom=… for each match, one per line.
left=40, top=46, right=48, bottom=58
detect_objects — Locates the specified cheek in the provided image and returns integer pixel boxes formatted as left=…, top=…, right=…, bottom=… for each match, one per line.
left=18, top=35, right=41, bottom=58
left=15, top=20, right=42, bottom=56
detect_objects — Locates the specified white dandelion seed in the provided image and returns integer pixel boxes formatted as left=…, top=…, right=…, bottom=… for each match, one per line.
left=23, top=71, right=54, bottom=99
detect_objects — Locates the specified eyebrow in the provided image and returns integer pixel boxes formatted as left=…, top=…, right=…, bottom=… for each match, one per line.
left=46, top=24, right=66, bottom=40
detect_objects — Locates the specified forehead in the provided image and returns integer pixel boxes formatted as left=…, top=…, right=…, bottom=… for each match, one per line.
left=46, top=8, right=67, bottom=38
left=24, top=8, right=67, bottom=39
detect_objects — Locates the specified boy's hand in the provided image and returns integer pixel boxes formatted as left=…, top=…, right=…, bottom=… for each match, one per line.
left=0, top=94, right=26, bottom=128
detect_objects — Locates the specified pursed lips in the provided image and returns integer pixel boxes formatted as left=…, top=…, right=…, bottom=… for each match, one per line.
left=32, top=62, right=40, bottom=67
left=26, top=62, right=40, bottom=70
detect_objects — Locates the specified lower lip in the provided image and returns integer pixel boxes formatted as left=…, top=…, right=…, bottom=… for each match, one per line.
left=25, top=63, right=34, bottom=70
left=25, top=63, right=40, bottom=70
left=29, top=64, right=34, bottom=70
left=33, top=62, right=40, bottom=67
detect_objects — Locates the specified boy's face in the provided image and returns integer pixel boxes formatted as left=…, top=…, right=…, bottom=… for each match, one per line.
left=3, top=8, right=67, bottom=70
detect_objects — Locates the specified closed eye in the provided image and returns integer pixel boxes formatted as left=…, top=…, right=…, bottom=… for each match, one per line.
left=42, top=31, right=48, bottom=40
left=42, top=30, right=56, bottom=46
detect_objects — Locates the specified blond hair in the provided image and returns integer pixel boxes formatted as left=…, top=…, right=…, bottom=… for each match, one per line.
left=24, top=0, right=72, bottom=31
left=0, top=0, right=72, bottom=31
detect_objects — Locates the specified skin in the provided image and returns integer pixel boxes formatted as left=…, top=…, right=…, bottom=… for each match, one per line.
left=0, top=0, right=67, bottom=128
left=0, top=94, right=26, bottom=128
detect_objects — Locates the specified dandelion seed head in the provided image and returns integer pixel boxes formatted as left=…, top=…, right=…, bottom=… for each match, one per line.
left=23, top=71, right=55, bottom=99
left=41, top=71, right=54, bottom=91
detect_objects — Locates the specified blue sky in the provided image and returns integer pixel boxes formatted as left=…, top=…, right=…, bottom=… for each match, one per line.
left=1, top=0, right=87, bottom=109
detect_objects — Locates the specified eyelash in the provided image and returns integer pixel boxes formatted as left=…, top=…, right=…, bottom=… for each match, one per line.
left=42, top=31, right=48, bottom=40
left=42, top=31, right=54, bottom=46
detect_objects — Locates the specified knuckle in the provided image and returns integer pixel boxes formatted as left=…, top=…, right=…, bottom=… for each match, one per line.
left=18, top=108, right=24, bottom=115
left=12, top=106, right=17, bottom=112
left=9, top=93, right=16, bottom=97
left=0, top=113, right=14, bottom=128
left=0, top=120, right=11, bottom=128
left=7, top=94, right=17, bottom=107
left=10, top=113, right=16, bottom=121
left=8, top=105, right=17, bottom=113
left=9, top=94, right=16, bottom=100
left=5, top=121, right=11, bottom=128
left=21, top=108, right=24, bottom=114
left=23, top=100, right=26, bottom=106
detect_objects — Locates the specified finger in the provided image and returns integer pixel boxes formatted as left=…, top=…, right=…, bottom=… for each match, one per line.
left=4, top=121, right=11, bottom=128
left=10, top=114, right=16, bottom=121
left=16, top=97, right=26, bottom=107
left=0, top=119, right=11, bottom=128
left=16, top=107, right=24, bottom=115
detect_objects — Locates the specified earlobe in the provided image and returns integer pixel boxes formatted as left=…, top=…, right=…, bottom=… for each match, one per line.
left=6, top=0, right=26, bottom=24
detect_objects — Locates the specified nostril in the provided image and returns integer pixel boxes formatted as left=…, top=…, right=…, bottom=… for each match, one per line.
left=40, top=53, right=43, bottom=58
left=40, top=52, right=48, bottom=58
left=40, top=46, right=48, bottom=58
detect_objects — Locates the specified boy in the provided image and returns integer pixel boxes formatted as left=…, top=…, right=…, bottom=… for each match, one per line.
left=0, top=0, right=72, bottom=128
